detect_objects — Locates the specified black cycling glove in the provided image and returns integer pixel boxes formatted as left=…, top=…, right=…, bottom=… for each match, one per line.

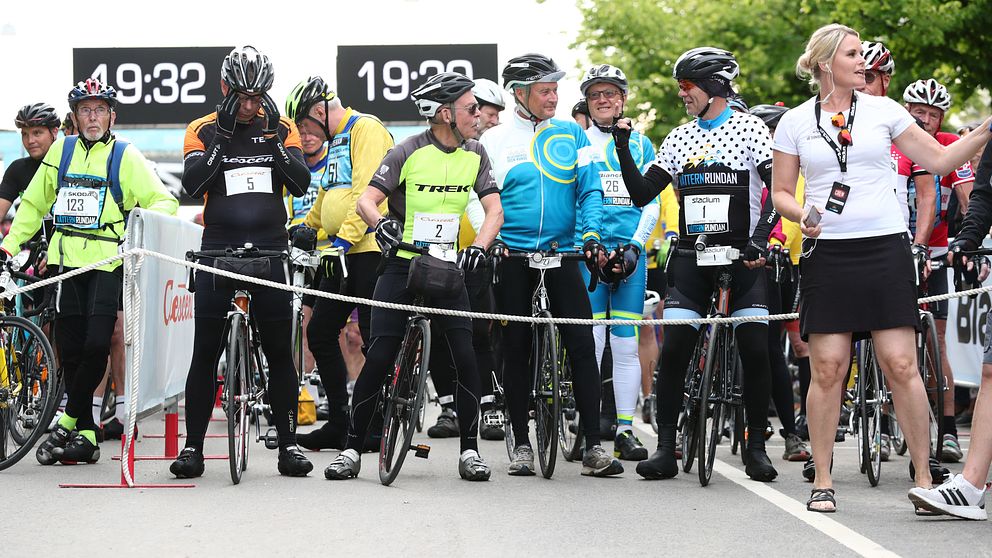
left=457, top=245, right=487, bottom=272
left=582, top=237, right=606, bottom=276
left=216, top=91, right=240, bottom=138
left=375, top=217, right=403, bottom=253
left=612, top=122, right=631, bottom=151
left=743, top=239, right=767, bottom=263
left=261, top=93, right=281, bottom=138
left=487, top=239, right=509, bottom=267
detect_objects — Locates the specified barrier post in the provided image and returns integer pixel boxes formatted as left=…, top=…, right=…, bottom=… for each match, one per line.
left=164, top=403, right=179, bottom=459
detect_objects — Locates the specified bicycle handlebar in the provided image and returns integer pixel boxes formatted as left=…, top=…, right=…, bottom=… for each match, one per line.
left=503, top=249, right=598, bottom=292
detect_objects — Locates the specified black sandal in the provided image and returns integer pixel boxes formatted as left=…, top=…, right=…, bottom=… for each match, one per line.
left=807, top=488, right=837, bottom=513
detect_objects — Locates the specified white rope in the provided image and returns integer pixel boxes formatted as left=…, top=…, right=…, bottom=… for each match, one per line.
left=121, top=251, right=145, bottom=487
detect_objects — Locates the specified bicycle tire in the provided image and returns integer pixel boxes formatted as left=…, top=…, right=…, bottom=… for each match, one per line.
left=649, top=362, right=659, bottom=434
left=0, top=316, right=57, bottom=472
left=697, top=324, right=726, bottom=486
left=226, top=313, right=250, bottom=485
left=100, top=377, right=116, bottom=423
left=859, top=340, right=882, bottom=486
left=919, top=311, right=945, bottom=460
left=730, top=355, right=745, bottom=458
left=681, top=327, right=707, bottom=474
left=557, top=336, right=582, bottom=462
left=533, top=318, right=560, bottom=479
left=379, top=319, right=431, bottom=486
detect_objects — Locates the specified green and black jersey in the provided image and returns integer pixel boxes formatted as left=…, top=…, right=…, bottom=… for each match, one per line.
left=369, top=130, right=498, bottom=259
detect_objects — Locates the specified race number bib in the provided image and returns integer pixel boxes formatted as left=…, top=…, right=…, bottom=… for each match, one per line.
left=224, top=167, right=273, bottom=196
left=684, top=194, right=730, bottom=234
left=53, top=186, right=104, bottom=229
left=696, top=245, right=739, bottom=267
left=600, top=171, right=631, bottom=206
left=412, top=213, right=459, bottom=250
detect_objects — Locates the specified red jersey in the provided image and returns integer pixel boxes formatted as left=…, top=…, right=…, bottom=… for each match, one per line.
left=910, top=132, right=974, bottom=250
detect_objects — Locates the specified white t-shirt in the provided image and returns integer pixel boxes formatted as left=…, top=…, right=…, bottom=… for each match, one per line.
left=773, top=92, right=914, bottom=239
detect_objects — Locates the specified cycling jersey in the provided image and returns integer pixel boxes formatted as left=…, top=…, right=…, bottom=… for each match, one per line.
left=1, top=136, right=178, bottom=270
left=0, top=156, right=42, bottom=203
left=284, top=144, right=328, bottom=244
left=645, top=187, right=680, bottom=270
left=304, top=108, right=393, bottom=254
left=369, top=130, right=498, bottom=259
left=654, top=107, right=773, bottom=249
left=919, top=132, right=974, bottom=255
left=575, top=126, right=658, bottom=251
left=480, top=111, right=602, bottom=251
left=183, top=111, right=307, bottom=249
left=892, top=145, right=926, bottom=233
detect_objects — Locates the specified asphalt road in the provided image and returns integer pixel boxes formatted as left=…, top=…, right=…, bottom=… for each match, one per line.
left=2, top=405, right=989, bottom=557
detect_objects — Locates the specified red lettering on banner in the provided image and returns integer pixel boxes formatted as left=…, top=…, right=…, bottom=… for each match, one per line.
left=163, top=279, right=194, bottom=325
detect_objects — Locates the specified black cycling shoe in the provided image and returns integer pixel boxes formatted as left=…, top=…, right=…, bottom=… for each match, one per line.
left=635, top=425, right=678, bottom=479
left=170, top=447, right=206, bottom=478
left=58, top=433, right=101, bottom=465
left=297, top=420, right=348, bottom=451
left=794, top=415, right=809, bottom=441
left=614, top=430, right=649, bottom=461
left=36, top=424, right=73, bottom=465
left=909, top=457, right=951, bottom=484
left=801, top=452, right=833, bottom=482
left=103, top=418, right=125, bottom=440
left=278, top=445, right=314, bottom=477
left=744, top=429, right=777, bottom=482
left=427, top=408, right=460, bottom=438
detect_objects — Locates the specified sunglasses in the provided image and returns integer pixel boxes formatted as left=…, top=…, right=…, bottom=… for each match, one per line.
left=677, top=79, right=696, bottom=92
left=830, top=112, right=853, bottom=146
left=587, top=89, right=621, bottom=101
left=452, top=103, right=480, bottom=114
left=864, top=71, right=881, bottom=85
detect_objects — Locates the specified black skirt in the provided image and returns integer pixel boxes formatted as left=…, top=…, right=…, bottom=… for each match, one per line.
left=799, top=232, right=920, bottom=341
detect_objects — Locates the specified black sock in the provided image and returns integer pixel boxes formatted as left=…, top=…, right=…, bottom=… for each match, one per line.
left=943, top=415, right=958, bottom=438
left=798, top=357, right=811, bottom=416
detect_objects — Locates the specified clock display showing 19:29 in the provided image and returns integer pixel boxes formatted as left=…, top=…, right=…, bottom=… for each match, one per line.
left=73, top=47, right=233, bottom=126
left=337, top=44, right=498, bottom=122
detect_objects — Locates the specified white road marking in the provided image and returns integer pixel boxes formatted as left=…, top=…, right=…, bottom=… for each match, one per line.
left=632, top=423, right=901, bottom=558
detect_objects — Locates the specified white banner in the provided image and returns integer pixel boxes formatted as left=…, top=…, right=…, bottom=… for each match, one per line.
left=124, top=209, right=202, bottom=414
left=944, top=238, right=992, bottom=388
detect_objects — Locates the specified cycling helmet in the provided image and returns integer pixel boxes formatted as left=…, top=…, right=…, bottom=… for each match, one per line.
left=502, top=53, right=566, bottom=90
left=61, top=113, right=75, bottom=134
left=749, top=104, right=789, bottom=129
left=472, top=78, right=505, bottom=110
left=580, top=64, right=628, bottom=96
left=67, top=78, right=118, bottom=110
left=411, top=72, right=476, bottom=118
left=861, top=41, right=895, bottom=74
left=285, top=76, right=337, bottom=121
left=673, top=47, right=739, bottom=82
left=642, top=290, right=661, bottom=318
left=571, top=99, right=590, bottom=118
left=15, top=103, right=61, bottom=129
left=903, top=79, right=951, bottom=111
left=221, top=45, right=274, bottom=95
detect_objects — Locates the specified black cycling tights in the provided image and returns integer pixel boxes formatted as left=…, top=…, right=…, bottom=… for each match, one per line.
left=59, top=315, right=116, bottom=431
left=183, top=317, right=298, bottom=451
left=347, top=329, right=481, bottom=454
left=658, top=323, right=772, bottom=431
left=767, top=319, right=797, bottom=435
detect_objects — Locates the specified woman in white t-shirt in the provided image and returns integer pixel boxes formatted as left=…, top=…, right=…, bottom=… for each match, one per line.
left=772, top=23, right=992, bottom=514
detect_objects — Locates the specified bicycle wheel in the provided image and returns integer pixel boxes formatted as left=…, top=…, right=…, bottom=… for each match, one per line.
left=0, top=316, right=57, bottom=472
left=918, top=312, right=945, bottom=459
left=558, top=338, right=583, bottom=462
left=533, top=319, right=560, bottom=479
left=379, top=319, right=431, bottom=486
left=697, top=324, right=727, bottom=487
left=859, top=341, right=882, bottom=486
left=225, top=313, right=250, bottom=485
left=681, top=327, right=707, bottom=474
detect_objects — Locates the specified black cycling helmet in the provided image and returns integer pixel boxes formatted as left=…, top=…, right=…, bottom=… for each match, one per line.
left=15, top=103, right=61, bottom=129
left=502, top=53, right=566, bottom=90
left=571, top=99, right=590, bottom=118
left=673, top=47, right=740, bottom=83
left=61, top=113, right=75, bottom=134
left=411, top=72, right=476, bottom=118
left=221, top=45, right=274, bottom=95
left=285, top=76, right=336, bottom=122
left=749, top=103, right=789, bottom=129
left=67, top=78, right=118, bottom=110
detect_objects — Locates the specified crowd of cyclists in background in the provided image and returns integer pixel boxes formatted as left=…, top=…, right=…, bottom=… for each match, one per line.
left=4, top=20, right=992, bottom=520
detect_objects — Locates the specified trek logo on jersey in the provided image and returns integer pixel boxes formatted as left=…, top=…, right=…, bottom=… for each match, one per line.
left=223, top=155, right=274, bottom=164
left=416, top=184, right=472, bottom=193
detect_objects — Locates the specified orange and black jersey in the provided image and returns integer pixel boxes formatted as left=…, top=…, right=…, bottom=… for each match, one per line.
left=182, top=112, right=309, bottom=249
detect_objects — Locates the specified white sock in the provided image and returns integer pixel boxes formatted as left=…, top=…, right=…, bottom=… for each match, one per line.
left=610, top=333, right=640, bottom=432
left=92, top=396, right=103, bottom=426
left=954, top=474, right=986, bottom=502
left=115, top=399, right=125, bottom=422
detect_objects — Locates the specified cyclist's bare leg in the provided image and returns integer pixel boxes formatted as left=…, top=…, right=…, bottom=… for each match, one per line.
left=806, top=331, right=852, bottom=499
left=638, top=324, right=658, bottom=398
left=302, top=305, right=315, bottom=376
left=962, top=363, right=992, bottom=488
left=935, top=319, right=956, bottom=426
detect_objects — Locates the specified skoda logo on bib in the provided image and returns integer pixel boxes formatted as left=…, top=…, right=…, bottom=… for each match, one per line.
left=53, top=185, right=105, bottom=229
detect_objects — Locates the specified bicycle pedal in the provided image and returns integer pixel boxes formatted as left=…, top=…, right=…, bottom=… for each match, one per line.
left=262, top=427, right=279, bottom=450
left=411, top=444, right=430, bottom=459
left=483, top=412, right=505, bottom=427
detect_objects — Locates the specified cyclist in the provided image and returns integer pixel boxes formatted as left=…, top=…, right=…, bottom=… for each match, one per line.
left=913, top=135, right=992, bottom=520
left=322, top=72, right=503, bottom=481
left=284, top=76, right=394, bottom=451
left=614, top=47, right=780, bottom=482
left=426, top=78, right=507, bottom=441
left=903, top=78, right=974, bottom=462
left=576, top=64, right=658, bottom=461
left=571, top=99, right=591, bottom=130
left=3, top=78, right=177, bottom=465
left=171, top=46, right=312, bottom=478
left=1, top=104, right=61, bottom=220
left=481, top=52, right=622, bottom=477
left=61, top=112, right=76, bottom=137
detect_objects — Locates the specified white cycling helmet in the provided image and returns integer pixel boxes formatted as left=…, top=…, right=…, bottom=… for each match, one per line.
left=642, top=290, right=661, bottom=318
left=903, top=78, right=951, bottom=111
left=472, top=78, right=505, bottom=110
left=580, top=64, right=628, bottom=96
left=861, top=41, right=895, bottom=74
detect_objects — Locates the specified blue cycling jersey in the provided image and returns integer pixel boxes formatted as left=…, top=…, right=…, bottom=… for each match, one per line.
left=480, top=111, right=602, bottom=251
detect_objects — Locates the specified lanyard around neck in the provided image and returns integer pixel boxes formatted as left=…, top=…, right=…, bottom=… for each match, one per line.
left=814, top=93, right=857, bottom=173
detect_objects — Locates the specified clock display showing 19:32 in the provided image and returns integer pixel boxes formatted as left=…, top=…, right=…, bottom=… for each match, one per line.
left=73, top=46, right=233, bottom=126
